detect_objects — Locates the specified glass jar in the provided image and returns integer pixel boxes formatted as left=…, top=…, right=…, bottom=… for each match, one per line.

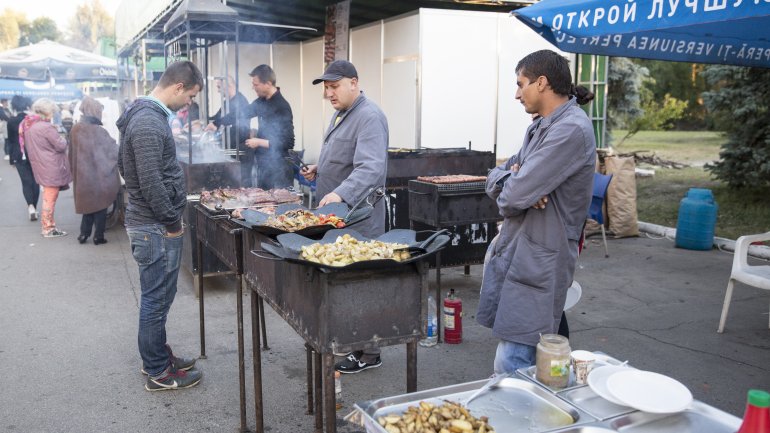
left=535, top=334, right=571, bottom=389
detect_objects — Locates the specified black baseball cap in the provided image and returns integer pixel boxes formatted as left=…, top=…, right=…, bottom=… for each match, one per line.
left=312, top=60, right=358, bottom=85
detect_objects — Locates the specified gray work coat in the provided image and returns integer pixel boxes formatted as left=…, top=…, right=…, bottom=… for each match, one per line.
left=477, top=98, right=596, bottom=347
left=315, top=93, right=388, bottom=238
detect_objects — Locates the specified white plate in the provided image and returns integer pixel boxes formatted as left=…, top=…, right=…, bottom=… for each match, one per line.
left=565, top=280, right=582, bottom=310
left=587, top=365, right=633, bottom=406
left=606, top=370, right=693, bottom=413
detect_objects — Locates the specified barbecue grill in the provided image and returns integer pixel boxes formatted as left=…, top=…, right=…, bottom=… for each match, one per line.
left=193, top=205, right=269, bottom=433
left=242, top=229, right=443, bottom=433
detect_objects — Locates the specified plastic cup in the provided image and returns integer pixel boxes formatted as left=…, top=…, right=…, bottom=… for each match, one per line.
left=571, top=350, right=596, bottom=385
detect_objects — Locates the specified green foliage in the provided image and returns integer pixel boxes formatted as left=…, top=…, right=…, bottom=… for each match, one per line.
left=635, top=59, right=710, bottom=128
left=0, top=9, right=25, bottom=50
left=701, top=65, right=770, bottom=188
left=618, top=94, right=688, bottom=146
left=607, top=57, right=648, bottom=130
left=18, top=17, right=61, bottom=46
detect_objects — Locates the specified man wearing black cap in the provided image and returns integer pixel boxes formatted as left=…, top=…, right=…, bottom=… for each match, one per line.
left=222, top=64, right=295, bottom=189
left=301, top=59, right=389, bottom=374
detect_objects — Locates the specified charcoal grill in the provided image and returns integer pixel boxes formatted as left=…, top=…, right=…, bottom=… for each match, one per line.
left=408, top=178, right=502, bottom=342
left=243, top=229, right=430, bottom=433
left=193, top=205, right=269, bottom=433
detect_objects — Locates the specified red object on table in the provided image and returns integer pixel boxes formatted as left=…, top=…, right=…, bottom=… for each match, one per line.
left=737, top=389, right=770, bottom=433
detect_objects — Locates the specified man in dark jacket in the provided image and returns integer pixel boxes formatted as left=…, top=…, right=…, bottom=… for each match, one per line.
left=117, top=60, right=204, bottom=391
left=205, top=76, right=252, bottom=186
left=225, top=64, right=295, bottom=189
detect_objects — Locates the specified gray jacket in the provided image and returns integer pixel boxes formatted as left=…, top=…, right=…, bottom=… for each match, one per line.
left=477, top=98, right=596, bottom=347
left=315, top=93, right=388, bottom=238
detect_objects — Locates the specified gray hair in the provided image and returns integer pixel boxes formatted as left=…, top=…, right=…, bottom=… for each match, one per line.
left=32, top=98, right=59, bottom=118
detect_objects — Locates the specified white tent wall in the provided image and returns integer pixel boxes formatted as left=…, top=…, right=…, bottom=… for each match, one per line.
left=191, top=8, right=576, bottom=163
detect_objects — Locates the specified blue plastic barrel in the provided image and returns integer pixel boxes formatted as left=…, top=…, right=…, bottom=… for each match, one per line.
left=675, top=188, right=718, bottom=250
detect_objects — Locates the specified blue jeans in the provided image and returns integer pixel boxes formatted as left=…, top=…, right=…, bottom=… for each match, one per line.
left=127, top=224, right=184, bottom=377
left=494, top=340, right=536, bottom=375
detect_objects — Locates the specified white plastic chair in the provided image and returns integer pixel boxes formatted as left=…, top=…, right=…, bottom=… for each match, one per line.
left=717, top=232, right=770, bottom=333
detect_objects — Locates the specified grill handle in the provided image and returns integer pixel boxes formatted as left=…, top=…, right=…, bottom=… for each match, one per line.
left=433, top=190, right=489, bottom=197
left=407, top=189, right=431, bottom=196
left=249, top=249, right=283, bottom=261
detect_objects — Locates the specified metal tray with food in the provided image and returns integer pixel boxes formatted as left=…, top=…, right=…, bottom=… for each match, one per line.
left=199, top=187, right=302, bottom=211
left=516, top=352, right=627, bottom=394
left=234, top=202, right=373, bottom=237
left=353, top=377, right=595, bottom=433
left=255, top=229, right=450, bottom=271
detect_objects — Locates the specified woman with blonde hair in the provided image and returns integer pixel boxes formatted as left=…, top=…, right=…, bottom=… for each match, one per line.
left=69, top=96, right=120, bottom=244
left=21, top=98, right=72, bottom=237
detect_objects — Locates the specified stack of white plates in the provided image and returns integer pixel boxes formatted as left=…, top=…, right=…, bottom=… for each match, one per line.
left=588, top=366, right=693, bottom=413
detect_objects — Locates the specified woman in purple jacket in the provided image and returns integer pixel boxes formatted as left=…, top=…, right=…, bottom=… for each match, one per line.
left=20, top=98, right=72, bottom=238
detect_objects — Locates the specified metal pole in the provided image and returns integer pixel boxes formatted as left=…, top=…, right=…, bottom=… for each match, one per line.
left=323, top=352, right=336, bottom=433
left=314, top=351, right=323, bottom=433
left=251, top=291, right=264, bottom=433
left=407, top=341, right=417, bottom=393
left=197, top=236, right=206, bottom=358
left=306, top=343, right=314, bottom=415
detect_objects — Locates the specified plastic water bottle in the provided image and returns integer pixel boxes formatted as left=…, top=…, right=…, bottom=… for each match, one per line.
left=420, top=295, right=438, bottom=347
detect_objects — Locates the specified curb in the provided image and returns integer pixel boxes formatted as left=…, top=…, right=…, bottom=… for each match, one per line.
left=637, top=221, right=770, bottom=260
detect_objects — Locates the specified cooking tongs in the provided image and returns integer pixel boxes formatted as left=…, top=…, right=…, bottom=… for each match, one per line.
left=343, top=186, right=386, bottom=223
left=284, top=150, right=309, bottom=171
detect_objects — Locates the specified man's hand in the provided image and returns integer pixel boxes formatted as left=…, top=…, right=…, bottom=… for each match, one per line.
left=205, top=122, right=218, bottom=132
left=301, top=164, right=317, bottom=181
left=319, top=192, right=342, bottom=207
left=511, top=163, right=548, bottom=209
left=245, top=138, right=268, bottom=149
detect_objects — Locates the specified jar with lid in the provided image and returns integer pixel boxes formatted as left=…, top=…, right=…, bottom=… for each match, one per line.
left=535, top=334, right=571, bottom=389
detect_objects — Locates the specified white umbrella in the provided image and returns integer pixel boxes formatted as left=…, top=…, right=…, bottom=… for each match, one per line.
left=0, top=40, right=119, bottom=83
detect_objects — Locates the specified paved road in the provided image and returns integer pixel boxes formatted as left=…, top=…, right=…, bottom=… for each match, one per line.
left=0, top=159, right=767, bottom=433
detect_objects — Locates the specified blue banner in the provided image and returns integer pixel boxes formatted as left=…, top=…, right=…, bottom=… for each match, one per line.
left=0, top=79, right=83, bottom=102
left=514, top=0, right=770, bottom=68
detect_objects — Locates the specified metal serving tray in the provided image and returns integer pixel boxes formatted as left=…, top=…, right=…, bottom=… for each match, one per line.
left=601, top=400, right=741, bottom=433
left=516, top=352, right=626, bottom=394
left=558, top=386, right=636, bottom=421
left=355, top=377, right=595, bottom=433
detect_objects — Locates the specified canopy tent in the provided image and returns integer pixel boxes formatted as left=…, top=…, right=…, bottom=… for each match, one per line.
left=513, top=0, right=770, bottom=68
left=0, top=40, right=123, bottom=83
left=0, top=79, right=83, bottom=102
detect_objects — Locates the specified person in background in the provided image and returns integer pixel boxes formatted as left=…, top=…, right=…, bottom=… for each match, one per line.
left=117, top=60, right=204, bottom=392
left=69, top=96, right=121, bottom=245
left=206, top=76, right=251, bottom=184
left=7, top=96, right=39, bottom=221
left=222, top=64, right=295, bottom=189
left=302, top=60, right=389, bottom=374
left=20, top=98, right=72, bottom=238
left=477, top=50, right=596, bottom=374
left=1, top=98, right=10, bottom=162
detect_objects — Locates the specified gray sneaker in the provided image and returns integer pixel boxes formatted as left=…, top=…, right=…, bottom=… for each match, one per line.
left=141, top=344, right=196, bottom=375
left=43, top=229, right=67, bottom=238
left=145, top=367, right=202, bottom=392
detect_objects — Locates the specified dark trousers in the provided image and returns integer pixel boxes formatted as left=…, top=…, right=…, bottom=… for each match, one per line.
left=558, top=311, right=569, bottom=338
left=15, top=159, right=39, bottom=207
left=240, top=162, right=254, bottom=188
left=80, top=208, right=107, bottom=240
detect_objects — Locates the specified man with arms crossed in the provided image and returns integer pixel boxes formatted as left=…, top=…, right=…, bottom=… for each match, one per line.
left=477, top=50, right=596, bottom=373
left=117, top=60, right=204, bottom=391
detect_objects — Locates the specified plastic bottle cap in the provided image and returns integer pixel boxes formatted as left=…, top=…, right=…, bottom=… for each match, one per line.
left=748, top=390, right=770, bottom=408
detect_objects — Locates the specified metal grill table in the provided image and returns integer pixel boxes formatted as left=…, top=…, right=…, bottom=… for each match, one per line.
left=193, top=205, right=268, bottom=433
left=243, top=230, right=429, bottom=433
left=408, top=179, right=503, bottom=342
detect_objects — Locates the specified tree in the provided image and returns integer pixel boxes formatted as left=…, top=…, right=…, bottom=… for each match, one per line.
left=636, top=59, right=710, bottom=129
left=702, top=65, right=770, bottom=188
left=66, top=0, right=114, bottom=52
left=607, top=57, right=648, bottom=130
left=0, top=8, right=26, bottom=51
left=18, top=17, right=61, bottom=46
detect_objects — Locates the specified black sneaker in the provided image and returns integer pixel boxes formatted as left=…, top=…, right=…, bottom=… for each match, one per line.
left=145, top=366, right=202, bottom=391
left=141, top=344, right=196, bottom=375
left=335, top=351, right=382, bottom=374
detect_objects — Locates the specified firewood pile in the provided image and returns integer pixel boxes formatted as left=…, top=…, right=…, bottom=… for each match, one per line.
left=617, top=151, right=689, bottom=169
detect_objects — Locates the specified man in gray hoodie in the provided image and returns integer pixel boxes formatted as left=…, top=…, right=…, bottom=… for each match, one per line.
left=117, top=60, right=204, bottom=391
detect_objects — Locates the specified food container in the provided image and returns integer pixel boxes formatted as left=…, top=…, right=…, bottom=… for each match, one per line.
left=536, top=334, right=571, bottom=389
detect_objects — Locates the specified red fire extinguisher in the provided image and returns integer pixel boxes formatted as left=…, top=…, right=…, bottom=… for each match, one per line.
left=443, top=289, right=462, bottom=344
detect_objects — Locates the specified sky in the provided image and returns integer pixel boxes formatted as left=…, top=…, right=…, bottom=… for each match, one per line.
left=2, top=0, right=123, bottom=32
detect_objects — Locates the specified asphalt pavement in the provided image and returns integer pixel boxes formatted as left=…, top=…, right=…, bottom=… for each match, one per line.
left=0, top=158, right=768, bottom=433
